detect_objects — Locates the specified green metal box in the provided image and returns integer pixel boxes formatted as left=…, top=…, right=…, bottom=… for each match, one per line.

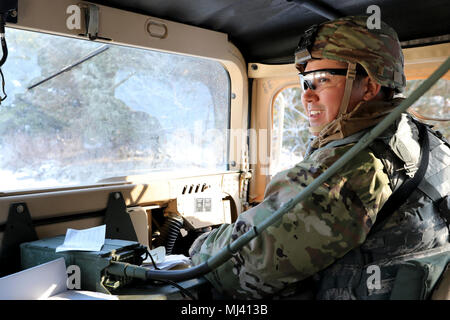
left=20, top=236, right=146, bottom=293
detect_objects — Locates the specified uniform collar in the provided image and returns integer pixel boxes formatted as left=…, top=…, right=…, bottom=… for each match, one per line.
left=311, top=97, right=405, bottom=149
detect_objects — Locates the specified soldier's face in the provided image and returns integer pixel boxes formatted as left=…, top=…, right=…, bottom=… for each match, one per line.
left=301, top=59, right=362, bottom=135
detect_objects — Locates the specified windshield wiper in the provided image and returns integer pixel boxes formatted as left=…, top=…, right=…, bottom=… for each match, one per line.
left=28, top=44, right=109, bottom=90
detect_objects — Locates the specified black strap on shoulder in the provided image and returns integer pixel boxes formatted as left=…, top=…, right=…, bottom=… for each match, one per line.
left=368, top=122, right=430, bottom=236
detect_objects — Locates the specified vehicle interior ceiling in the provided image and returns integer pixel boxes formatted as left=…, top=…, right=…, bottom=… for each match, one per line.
left=87, top=0, right=450, bottom=64
left=0, top=0, right=449, bottom=279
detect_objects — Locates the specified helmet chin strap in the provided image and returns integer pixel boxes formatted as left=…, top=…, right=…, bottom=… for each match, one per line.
left=309, top=124, right=326, bottom=134
left=308, top=63, right=357, bottom=135
left=338, top=62, right=357, bottom=115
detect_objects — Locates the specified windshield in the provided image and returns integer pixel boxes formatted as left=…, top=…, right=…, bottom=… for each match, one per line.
left=0, top=28, right=230, bottom=192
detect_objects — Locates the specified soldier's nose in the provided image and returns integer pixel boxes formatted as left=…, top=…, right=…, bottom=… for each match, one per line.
left=302, top=88, right=318, bottom=102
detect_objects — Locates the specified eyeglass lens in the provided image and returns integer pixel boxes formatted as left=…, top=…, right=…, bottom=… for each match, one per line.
left=299, top=69, right=347, bottom=92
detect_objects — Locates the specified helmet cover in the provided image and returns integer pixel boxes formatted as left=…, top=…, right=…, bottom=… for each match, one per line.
left=295, top=15, right=406, bottom=92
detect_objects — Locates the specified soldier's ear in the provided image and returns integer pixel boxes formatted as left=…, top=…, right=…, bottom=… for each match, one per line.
left=362, top=77, right=382, bottom=101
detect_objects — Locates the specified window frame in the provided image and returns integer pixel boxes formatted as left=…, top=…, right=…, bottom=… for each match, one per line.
left=1, top=0, right=248, bottom=193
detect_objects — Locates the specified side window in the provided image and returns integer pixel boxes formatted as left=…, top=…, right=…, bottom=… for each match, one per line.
left=405, top=79, right=449, bottom=141
left=0, top=28, right=230, bottom=192
left=270, top=86, right=309, bottom=175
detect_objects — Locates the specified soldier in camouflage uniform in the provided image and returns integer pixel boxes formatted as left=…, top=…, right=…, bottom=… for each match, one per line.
left=189, top=15, right=450, bottom=299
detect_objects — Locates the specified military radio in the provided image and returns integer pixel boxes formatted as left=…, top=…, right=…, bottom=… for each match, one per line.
left=20, top=236, right=149, bottom=293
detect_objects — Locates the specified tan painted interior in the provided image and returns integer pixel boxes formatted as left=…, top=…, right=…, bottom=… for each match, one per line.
left=0, top=171, right=241, bottom=243
left=403, top=43, right=450, bottom=80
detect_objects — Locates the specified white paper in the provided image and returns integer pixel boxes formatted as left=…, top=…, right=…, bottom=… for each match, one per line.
left=0, top=257, right=119, bottom=300
left=142, top=248, right=191, bottom=270
left=142, top=246, right=166, bottom=264
left=56, top=225, right=106, bottom=252
left=47, top=290, right=118, bottom=300
left=153, top=254, right=191, bottom=270
left=0, top=258, right=67, bottom=300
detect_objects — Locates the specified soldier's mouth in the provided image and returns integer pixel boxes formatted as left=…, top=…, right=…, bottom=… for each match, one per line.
left=309, top=110, right=323, bottom=118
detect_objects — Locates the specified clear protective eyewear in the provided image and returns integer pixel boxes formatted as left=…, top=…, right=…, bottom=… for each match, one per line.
left=299, top=68, right=348, bottom=92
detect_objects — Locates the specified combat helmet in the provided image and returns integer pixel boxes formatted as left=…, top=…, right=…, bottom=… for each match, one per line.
left=295, top=15, right=406, bottom=134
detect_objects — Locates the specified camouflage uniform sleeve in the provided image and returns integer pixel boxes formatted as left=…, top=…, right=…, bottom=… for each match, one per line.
left=189, top=145, right=392, bottom=299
